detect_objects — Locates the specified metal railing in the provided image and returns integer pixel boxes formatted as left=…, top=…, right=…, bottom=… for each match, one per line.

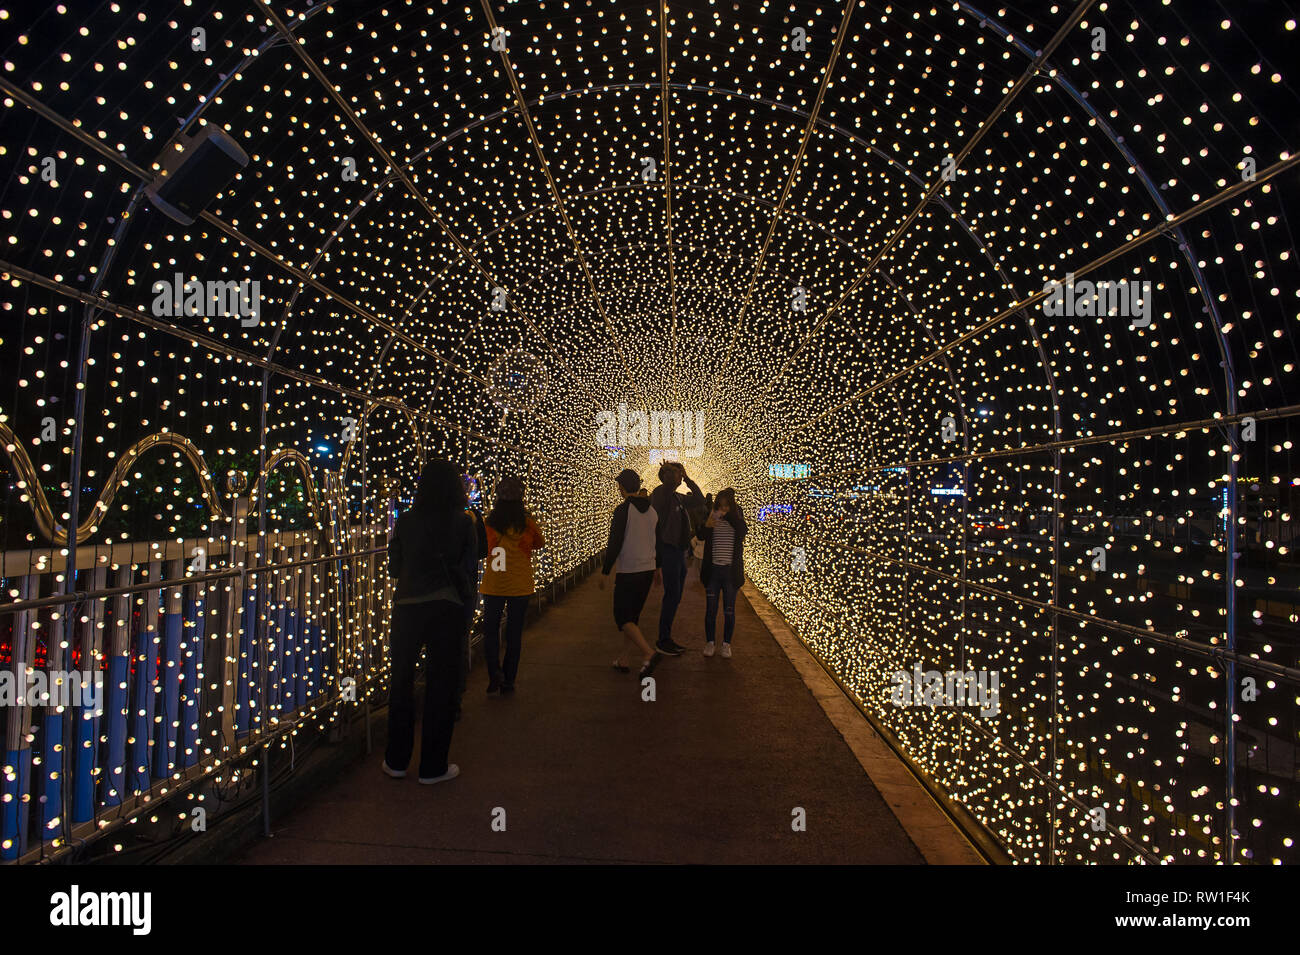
left=0, top=491, right=392, bottom=863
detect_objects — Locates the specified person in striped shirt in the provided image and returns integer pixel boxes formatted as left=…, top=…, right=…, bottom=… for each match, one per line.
left=699, top=487, right=747, bottom=658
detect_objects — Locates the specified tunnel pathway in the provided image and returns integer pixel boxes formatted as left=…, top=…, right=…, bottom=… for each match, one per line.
left=235, top=568, right=940, bottom=864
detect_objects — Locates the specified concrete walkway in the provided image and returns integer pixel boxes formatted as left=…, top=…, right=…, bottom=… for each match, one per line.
left=234, top=568, right=951, bottom=864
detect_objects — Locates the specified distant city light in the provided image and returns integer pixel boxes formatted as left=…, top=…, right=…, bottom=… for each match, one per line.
left=769, top=463, right=810, bottom=480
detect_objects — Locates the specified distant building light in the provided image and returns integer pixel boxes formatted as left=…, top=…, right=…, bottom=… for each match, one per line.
left=931, top=486, right=965, bottom=496
left=769, top=463, right=810, bottom=480
left=649, top=448, right=681, bottom=467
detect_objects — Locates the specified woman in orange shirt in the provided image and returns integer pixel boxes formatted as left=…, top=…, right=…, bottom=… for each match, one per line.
left=479, top=476, right=545, bottom=694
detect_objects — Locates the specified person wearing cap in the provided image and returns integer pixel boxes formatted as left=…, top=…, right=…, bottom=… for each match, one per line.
left=650, top=461, right=705, bottom=655
left=479, top=475, right=545, bottom=694
left=600, top=468, right=661, bottom=678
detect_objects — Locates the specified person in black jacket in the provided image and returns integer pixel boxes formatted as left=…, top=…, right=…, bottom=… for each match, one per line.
left=383, top=459, right=478, bottom=784
left=650, top=461, right=704, bottom=654
left=699, top=487, right=747, bottom=659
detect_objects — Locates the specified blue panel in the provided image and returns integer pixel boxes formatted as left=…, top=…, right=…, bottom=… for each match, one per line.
left=180, top=598, right=202, bottom=768
left=286, top=608, right=300, bottom=712
left=236, top=589, right=256, bottom=737
left=306, top=604, right=319, bottom=700
left=0, top=747, right=30, bottom=860
left=294, top=609, right=307, bottom=709
left=72, top=678, right=99, bottom=823
left=153, top=610, right=182, bottom=778
left=102, top=654, right=129, bottom=807
left=129, top=622, right=158, bottom=794
left=40, top=712, right=64, bottom=838
left=273, top=597, right=288, bottom=715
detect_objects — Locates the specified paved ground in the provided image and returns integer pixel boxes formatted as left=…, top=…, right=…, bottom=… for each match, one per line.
left=234, top=568, right=927, bottom=864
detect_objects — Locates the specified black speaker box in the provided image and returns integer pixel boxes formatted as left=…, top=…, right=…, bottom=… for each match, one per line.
left=145, top=124, right=250, bottom=226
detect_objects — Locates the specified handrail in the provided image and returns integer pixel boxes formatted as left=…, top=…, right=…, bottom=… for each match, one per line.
left=0, top=542, right=387, bottom=616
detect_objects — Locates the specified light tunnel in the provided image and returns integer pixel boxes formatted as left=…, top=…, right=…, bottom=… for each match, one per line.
left=0, top=0, right=1298, bottom=867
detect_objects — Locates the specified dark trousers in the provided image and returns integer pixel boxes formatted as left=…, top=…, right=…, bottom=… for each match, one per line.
left=385, top=599, right=463, bottom=778
left=704, top=563, right=739, bottom=644
left=657, top=544, right=689, bottom=644
left=482, top=594, right=529, bottom=687
left=457, top=597, right=476, bottom=699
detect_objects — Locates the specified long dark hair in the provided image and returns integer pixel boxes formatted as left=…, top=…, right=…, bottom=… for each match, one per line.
left=413, top=459, right=467, bottom=512
left=487, top=499, right=528, bottom=535
left=716, top=487, right=742, bottom=523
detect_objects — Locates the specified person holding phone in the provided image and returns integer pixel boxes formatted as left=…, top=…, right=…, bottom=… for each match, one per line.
left=699, top=487, right=747, bottom=658
left=650, top=461, right=704, bottom=654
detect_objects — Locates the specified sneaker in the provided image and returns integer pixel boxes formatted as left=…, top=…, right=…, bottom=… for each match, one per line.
left=381, top=760, right=406, bottom=779
left=703, top=641, right=715, bottom=657
left=500, top=685, right=515, bottom=695
left=418, top=764, right=460, bottom=785
left=720, top=643, right=732, bottom=659
left=655, top=640, right=684, bottom=656
left=639, top=652, right=662, bottom=678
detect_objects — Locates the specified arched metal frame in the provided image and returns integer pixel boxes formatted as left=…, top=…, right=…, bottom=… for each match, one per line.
left=63, top=1, right=1235, bottom=859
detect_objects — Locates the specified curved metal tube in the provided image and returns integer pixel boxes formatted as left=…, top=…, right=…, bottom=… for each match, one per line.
left=1, top=424, right=222, bottom=546
left=2, top=417, right=334, bottom=545
left=247, top=447, right=328, bottom=532
left=336, top=395, right=427, bottom=483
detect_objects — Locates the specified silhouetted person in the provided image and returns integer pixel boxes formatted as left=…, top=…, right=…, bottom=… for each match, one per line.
left=700, top=487, right=747, bottom=658
left=650, top=461, right=703, bottom=654
left=687, top=489, right=711, bottom=562
left=600, top=468, right=660, bottom=677
left=383, top=459, right=478, bottom=784
left=479, top=475, right=545, bottom=694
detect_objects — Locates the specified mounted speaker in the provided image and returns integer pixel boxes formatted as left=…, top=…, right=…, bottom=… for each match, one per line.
left=145, top=124, right=249, bottom=226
